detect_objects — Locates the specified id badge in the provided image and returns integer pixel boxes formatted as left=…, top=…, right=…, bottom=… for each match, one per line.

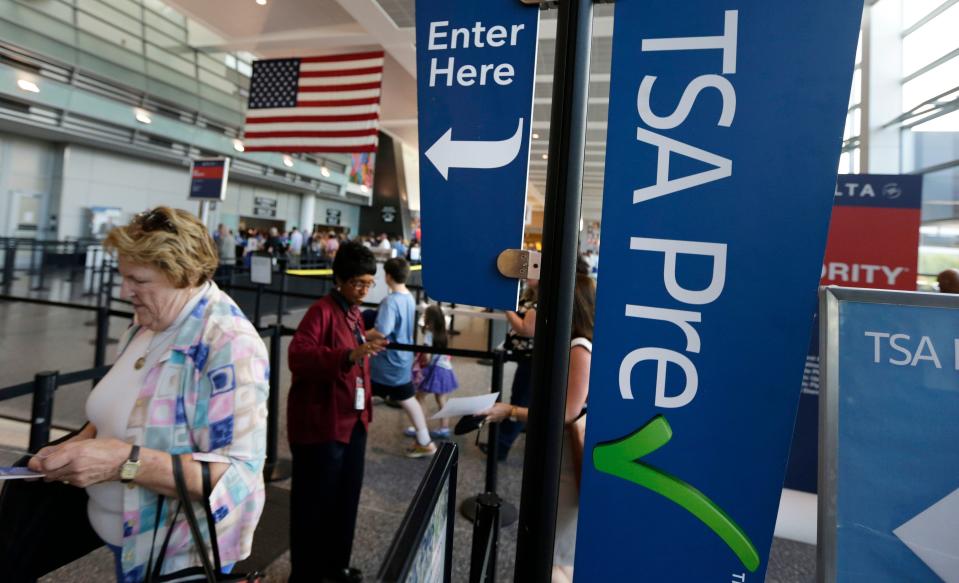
left=354, top=376, right=366, bottom=411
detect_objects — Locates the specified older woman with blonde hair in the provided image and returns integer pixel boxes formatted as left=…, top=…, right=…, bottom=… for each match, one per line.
left=28, top=207, right=269, bottom=581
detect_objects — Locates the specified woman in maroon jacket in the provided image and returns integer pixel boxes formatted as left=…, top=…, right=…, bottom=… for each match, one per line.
left=287, top=242, right=387, bottom=583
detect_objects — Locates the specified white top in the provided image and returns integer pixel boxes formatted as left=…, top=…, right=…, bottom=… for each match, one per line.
left=85, top=285, right=208, bottom=545
left=290, top=230, right=304, bottom=253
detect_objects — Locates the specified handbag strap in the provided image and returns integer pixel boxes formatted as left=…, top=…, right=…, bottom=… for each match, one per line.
left=201, top=462, right=224, bottom=574
left=144, top=457, right=230, bottom=582
left=149, top=500, right=183, bottom=581
left=173, top=455, right=218, bottom=581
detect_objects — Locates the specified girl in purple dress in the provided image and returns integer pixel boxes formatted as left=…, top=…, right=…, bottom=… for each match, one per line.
left=413, top=305, right=459, bottom=438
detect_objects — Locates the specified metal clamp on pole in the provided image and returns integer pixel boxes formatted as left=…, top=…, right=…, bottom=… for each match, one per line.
left=496, top=249, right=542, bottom=280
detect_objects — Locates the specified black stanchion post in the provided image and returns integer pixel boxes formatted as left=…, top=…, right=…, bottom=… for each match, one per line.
left=277, top=258, right=288, bottom=327
left=28, top=371, right=58, bottom=453
left=514, top=0, right=592, bottom=579
left=469, top=493, right=501, bottom=583
left=94, top=305, right=109, bottom=375
left=108, top=259, right=116, bottom=309
left=31, top=243, right=49, bottom=291
left=461, top=351, right=517, bottom=526
left=2, top=240, right=15, bottom=295
left=484, top=353, right=504, bottom=493
left=448, top=303, right=461, bottom=336
left=264, top=325, right=292, bottom=482
left=253, top=283, right=263, bottom=329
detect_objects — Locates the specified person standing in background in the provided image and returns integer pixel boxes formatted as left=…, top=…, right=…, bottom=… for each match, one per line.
left=289, top=227, right=304, bottom=267
left=286, top=242, right=387, bottom=583
left=370, top=258, right=436, bottom=458
left=487, top=279, right=538, bottom=461
left=217, top=224, right=236, bottom=266
left=937, top=268, right=959, bottom=293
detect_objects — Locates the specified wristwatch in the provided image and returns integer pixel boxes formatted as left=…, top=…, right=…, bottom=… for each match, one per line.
left=509, top=406, right=518, bottom=423
left=120, top=445, right=141, bottom=485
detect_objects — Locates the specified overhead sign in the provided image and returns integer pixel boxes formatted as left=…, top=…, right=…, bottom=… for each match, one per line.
left=786, top=174, right=923, bottom=493
left=574, top=2, right=864, bottom=581
left=326, top=208, right=342, bottom=226
left=188, top=158, right=230, bottom=201
left=819, top=288, right=959, bottom=583
left=415, top=0, right=539, bottom=310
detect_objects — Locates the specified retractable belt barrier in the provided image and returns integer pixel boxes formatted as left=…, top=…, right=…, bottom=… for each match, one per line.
left=1, top=268, right=510, bottom=577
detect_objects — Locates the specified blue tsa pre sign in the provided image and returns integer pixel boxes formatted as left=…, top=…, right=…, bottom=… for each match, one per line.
left=574, top=1, right=863, bottom=581
left=415, top=0, right=538, bottom=310
left=823, top=292, right=959, bottom=583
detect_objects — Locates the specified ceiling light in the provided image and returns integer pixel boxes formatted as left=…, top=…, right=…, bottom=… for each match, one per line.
left=532, top=133, right=540, bottom=139
left=232, top=139, right=245, bottom=152
left=541, top=154, right=548, bottom=160
left=321, top=166, right=331, bottom=178
left=134, top=109, right=152, bottom=124
left=283, top=155, right=294, bottom=168
left=17, top=79, right=39, bottom=93
left=255, top=0, right=267, bottom=5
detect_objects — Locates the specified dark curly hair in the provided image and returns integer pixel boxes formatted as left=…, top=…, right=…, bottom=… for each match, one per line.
left=332, top=241, right=377, bottom=283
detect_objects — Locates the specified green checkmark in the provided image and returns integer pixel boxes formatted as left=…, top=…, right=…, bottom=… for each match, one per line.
left=592, top=414, right=760, bottom=572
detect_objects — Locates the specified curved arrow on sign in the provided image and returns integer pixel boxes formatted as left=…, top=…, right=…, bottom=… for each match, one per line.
left=593, top=415, right=761, bottom=572
left=425, top=118, right=525, bottom=180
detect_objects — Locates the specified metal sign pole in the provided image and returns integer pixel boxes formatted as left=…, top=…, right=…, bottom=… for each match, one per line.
left=514, top=0, right=593, bottom=579
left=198, top=200, right=211, bottom=227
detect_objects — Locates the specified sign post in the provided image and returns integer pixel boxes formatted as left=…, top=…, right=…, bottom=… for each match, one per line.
left=513, top=0, right=593, bottom=579
left=574, top=1, right=864, bottom=581
left=188, top=157, right=230, bottom=227
left=415, top=0, right=540, bottom=310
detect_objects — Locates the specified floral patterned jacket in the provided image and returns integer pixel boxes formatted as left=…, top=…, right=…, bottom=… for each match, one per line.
left=115, top=282, right=269, bottom=582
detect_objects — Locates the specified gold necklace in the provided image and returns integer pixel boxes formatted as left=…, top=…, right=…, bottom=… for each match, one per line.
left=133, top=328, right=177, bottom=370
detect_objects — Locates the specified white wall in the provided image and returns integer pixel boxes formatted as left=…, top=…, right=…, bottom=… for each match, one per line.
left=58, top=144, right=192, bottom=238
left=53, top=143, right=361, bottom=238
left=0, top=133, right=59, bottom=237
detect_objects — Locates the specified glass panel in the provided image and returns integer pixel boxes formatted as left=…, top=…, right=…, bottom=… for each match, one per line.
left=919, top=166, right=959, bottom=225
left=79, top=0, right=140, bottom=38
left=144, top=12, right=187, bottom=43
left=76, top=12, right=143, bottom=55
left=143, top=0, right=186, bottom=26
left=844, top=107, right=861, bottom=141
left=98, top=0, right=141, bottom=19
left=903, top=0, right=949, bottom=30
left=839, top=151, right=852, bottom=174
left=855, top=31, right=862, bottom=66
left=902, top=56, right=959, bottom=112
left=849, top=68, right=861, bottom=107
left=903, top=115, right=959, bottom=173
left=902, top=2, right=959, bottom=76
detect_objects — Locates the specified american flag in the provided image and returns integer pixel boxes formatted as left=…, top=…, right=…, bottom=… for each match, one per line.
left=242, top=51, right=384, bottom=153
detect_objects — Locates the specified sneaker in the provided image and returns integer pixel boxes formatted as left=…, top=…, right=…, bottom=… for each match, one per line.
left=405, top=442, right=437, bottom=458
left=403, top=426, right=417, bottom=438
left=430, top=427, right=451, bottom=439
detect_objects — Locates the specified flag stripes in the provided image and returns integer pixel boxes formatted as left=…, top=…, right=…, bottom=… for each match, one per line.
left=242, top=51, right=385, bottom=153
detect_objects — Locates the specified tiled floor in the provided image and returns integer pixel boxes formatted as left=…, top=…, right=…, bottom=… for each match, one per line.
left=0, top=272, right=816, bottom=582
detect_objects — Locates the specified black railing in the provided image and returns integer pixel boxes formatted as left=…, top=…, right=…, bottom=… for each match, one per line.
left=0, top=255, right=512, bottom=578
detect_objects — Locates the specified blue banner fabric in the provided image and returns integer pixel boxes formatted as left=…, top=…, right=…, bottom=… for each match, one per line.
left=414, top=0, right=539, bottom=310
left=574, top=1, right=864, bottom=580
